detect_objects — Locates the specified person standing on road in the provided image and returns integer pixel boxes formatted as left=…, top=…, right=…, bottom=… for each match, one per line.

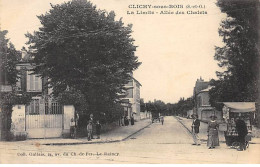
left=121, top=116, right=125, bottom=126
left=124, top=116, right=129, bottom=126
left=207, top=115, right=219, bottom=149
left=161, top=116, right=164, bottom=125
left=191, top=114, right=200, bottom=145
left=131, top=115, right=135, bottom=125
left=70, top=118, right=76, bottom=138
left=87, top=121, right=93, bottom=141
left=235, top=117, right=248, bottom=151
left=96, top=120, right=102, bottom=139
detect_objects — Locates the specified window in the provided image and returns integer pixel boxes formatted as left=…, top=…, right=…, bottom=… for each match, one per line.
left=135, top=87, right=140, bottom=102
left=45, top=102, right=63, bottom=114
left=197, top=96, right=202, bottom=107
left=27, top=98, right=40, bottom=115
left=126, top=80, right=133, bottom=86
left=16, top=75, right=22, bottom=91
left=26, top=71, right=42, bottom=92
left=126, top=88, right=133, bottom=98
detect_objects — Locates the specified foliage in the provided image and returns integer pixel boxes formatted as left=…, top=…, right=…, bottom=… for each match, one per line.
left=26, top=0, right=141, bottom=116
left=143, top=98, right=193, bottom=116
left=174, top=97, right=194, bottom=116
left=140, top=98, right=146, bottom=112
left=0, top=30, right=31, bottom=140
left=209, top=0, right=259, bottom=106
left=0, top=30, right=21, bottom=85
left=56, top=89, right=88, bottom=114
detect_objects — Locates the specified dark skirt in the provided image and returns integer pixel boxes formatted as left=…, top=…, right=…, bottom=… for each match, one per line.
left=207, top=129, right=219, bottom=147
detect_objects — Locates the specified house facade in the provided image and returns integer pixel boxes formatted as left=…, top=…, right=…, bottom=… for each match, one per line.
left=193, top=77, right=222, bottom=122
left=12, top=63, right=75, bottom=139
left=186, top=110, right=194, bottom=119
left=122, top=77, right=142, bottom=120
left=12, top=63, right=141, bottom=138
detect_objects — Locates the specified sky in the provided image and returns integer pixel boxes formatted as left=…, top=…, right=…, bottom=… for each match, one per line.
left=0, top=0, right=226, bottom=103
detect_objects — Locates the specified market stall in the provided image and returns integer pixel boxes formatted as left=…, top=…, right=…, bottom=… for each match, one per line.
left=222, top=102, right=255, bottom=146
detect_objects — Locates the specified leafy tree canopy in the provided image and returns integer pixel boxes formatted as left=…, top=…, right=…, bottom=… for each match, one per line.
left=0, top=30, right=21, bottom=85
left=0, top=30, right=31, bottom=140
left=26, top=0, right=141, bottom=114
left=209, top=0, right=259, bottom=105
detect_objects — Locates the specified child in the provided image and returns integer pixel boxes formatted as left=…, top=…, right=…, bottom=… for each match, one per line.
left=70, top=118, right=76, bottom=138
left=87, top=121, right=93, bottom=141
left=161, top=116, right=164, bottom=125
left=96, top=120, right=102, bottom=139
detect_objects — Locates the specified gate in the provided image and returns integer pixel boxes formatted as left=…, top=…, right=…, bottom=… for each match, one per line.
left=25, top=97, right=63, bottom=138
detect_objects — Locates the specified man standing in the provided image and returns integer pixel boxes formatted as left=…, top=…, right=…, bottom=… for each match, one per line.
left=235, top=117, right=248, bottom=151
left=192, top=114, right=201, bottom=145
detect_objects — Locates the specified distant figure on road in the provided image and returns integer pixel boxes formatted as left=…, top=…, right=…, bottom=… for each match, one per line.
left=124, top=116, right=129, bottom=126
left=70, top=118, right=76, bottom=138
left=131, top=115, right=135, bottom=125
left=207, top=115, right=219, bottom=149
left=96, top=120, right=102, bottom=139
left=121, top=116, right=125, bottom=126
left=191, top=114, right=200, bottom=145
left=192, top=114, right=200, bottom=133
left=235, top=117, right=248, bottom=151
left=161, top=116, right=164, bottom=125
left=87, top=121, right=93, bottom=141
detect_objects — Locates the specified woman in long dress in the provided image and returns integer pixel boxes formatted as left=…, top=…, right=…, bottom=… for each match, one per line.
left=207, top=115, right=219, bottom=149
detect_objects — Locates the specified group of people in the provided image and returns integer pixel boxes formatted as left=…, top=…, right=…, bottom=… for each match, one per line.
left=69, top=114, right=102, bottom=141
left=121, top=115, right=135, bottom=126
left=191, top=114, right=248, bottom=151
left=86, top=120, right=102, bottom=141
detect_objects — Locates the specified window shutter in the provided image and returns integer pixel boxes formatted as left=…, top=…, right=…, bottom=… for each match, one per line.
left=38, top=77, right=42, bottom=91
left=30, top=74, right=34, bottom=91
left=35, top=76, right=39, bottom=90
left=26, top=71, right=30, bottom=91
left=21, top=69, right=26, bottom=91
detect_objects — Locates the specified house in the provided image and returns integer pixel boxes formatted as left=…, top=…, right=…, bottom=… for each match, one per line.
left=122, top=77, right=142, bottom=120
left=12, top=62, right=75, bottom=139
left=193, top=77, right=222, bottom=122
left=186, top=110, right=194, bottom=119
left=13, top=62, right=141, bottom=138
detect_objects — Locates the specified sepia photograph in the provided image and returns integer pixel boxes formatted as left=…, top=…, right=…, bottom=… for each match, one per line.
left=0, top=0, right=260, bottom=164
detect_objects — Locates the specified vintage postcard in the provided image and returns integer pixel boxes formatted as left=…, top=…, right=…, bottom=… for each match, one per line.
left=0, top=0, right=260, bottom=164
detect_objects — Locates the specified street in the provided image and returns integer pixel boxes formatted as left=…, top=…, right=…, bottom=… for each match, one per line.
left=0, top=116, right=260, bottom=164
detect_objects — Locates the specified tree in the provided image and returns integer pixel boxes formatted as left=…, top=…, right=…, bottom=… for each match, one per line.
left=0, top=30, right=31, bottom=140
left=0, top=30, right=20, bottom=85
left=140, top=98, right=146, bottom=112
left=210, top=0, right=259, bottom=105
left=26, top=0, right=141, bottom=118
left=174, top=97, right=193, bottom=116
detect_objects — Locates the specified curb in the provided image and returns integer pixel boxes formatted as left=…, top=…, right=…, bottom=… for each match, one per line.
left=174, top=116, right=227, bottom=144
left=122, top=122, right=152, bottom=141
left=43, top=121, right=152, bottom=146
left=174, top=116, right=196, bottom=141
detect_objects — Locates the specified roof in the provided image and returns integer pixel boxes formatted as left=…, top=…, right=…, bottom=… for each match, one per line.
left=223, top=102, right=256, bottom=113
left=194, top=79, right=209, bottom=95
left=200, top=86, right=213, bottom=93
left=133, top=77, right=142, bottom=86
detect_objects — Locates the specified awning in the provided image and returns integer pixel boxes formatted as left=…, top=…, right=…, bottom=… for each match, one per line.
left=223, top=102, right=256, bottom=113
